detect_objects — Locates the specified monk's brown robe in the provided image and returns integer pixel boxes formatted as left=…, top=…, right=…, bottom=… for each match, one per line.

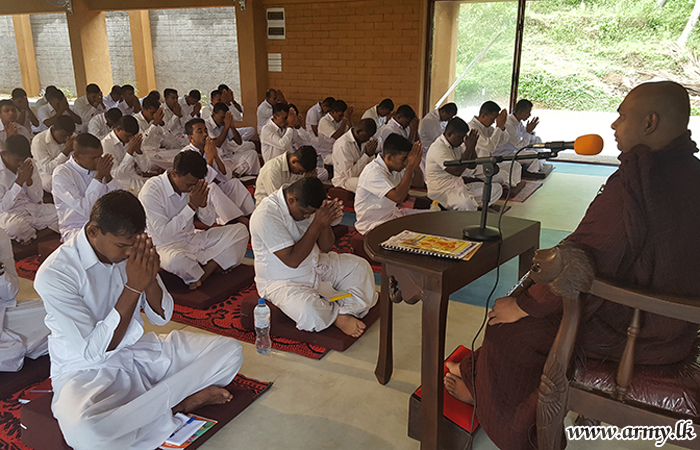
left=460, top=132, right=700, bottom=450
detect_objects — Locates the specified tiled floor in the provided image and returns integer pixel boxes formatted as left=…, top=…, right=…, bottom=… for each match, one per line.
left=16, top=161, right=684, bottom=449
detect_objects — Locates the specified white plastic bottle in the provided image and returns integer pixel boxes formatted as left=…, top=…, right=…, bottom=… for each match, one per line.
left=429, top=200, right=441, bottom=212
left=254, top=298, right=271, bottom=354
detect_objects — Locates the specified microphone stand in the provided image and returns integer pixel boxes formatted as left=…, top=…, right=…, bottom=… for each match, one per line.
left=444, top=147, right=565, bottom=241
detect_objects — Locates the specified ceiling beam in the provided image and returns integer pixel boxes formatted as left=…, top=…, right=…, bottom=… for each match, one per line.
left=87, top=0, right=236, bottom=11
left=0, top=0, right=68, bottom=15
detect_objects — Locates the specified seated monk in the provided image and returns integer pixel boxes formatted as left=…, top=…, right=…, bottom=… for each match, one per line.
left=444, top=81, right=700, bottom=450
left=35, top=190, right=243, bottom=449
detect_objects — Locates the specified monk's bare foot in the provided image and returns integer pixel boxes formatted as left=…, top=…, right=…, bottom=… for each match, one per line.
left=173, top=386, right=232, bottom=414
left=444, top=373, right=474, bottom=404
left=334, top=314, right=366, bottom=338
left=446, top=361, right=462, bottom=377
left=188, top=280, right=202, bottom=290
left=196, top=260, right=221, bottom=285
left=237, top=217, right=250, bottom=228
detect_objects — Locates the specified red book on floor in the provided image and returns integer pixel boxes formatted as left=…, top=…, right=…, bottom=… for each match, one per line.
left=413, top=345, right=479, bottom=432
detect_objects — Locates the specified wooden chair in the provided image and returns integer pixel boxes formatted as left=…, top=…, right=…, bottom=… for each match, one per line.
left=537, top=278, right=700, bottom=450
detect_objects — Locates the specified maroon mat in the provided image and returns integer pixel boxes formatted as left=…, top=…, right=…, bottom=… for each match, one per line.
left=172, top=284, right=331, bottom=360
left=160, top=264, right=256, bottom=309
left=332, top=227, right=381, bottom=273
left=0, top=355, right=51, bottom=401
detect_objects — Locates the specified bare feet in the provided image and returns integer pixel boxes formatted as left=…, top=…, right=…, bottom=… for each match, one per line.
left=189, top=260, right=220, bottom=290
left=446, top=361, right=462, bottom=377
left=172, top=385, right=232, bottom=414
left=444, top=373, right=475, bottom=404
left=188, top=280, right=202, bottom=290
left=334, top=314, right=366, bottom=338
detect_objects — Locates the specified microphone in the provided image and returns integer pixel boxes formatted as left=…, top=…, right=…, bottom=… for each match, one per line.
left=530, top=134, right=604, bottom=155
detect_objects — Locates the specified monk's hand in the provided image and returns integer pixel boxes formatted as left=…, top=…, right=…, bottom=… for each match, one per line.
left=488, top=296, right=528, bottom=326
left=526, top=117, right=539, bottom=134
left=365, top=139, right=379, bottom=156
left=125, top=234, right=152, bottom=292
left=188, top=179, right=209, bottom=210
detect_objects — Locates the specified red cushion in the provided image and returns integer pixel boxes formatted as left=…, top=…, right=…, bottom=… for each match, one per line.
left=160, top=264, right=256, bottom=309
left=12, top=228, right=59, bottom=260
left=350, top=232, right=375, bottom=264
left=239, top=292, right=379, bottom=352
left=0, top=355, right=50, bottom=400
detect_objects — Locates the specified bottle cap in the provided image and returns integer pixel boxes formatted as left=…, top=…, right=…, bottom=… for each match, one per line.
left=258, top=298, right=265, bottom=305
left=432, top=200, right=438, bottom=204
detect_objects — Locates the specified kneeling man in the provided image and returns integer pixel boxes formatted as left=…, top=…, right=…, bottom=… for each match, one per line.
left=250, top=177, right=377, bottom=337
left=35, top=190, right=243, bottom=450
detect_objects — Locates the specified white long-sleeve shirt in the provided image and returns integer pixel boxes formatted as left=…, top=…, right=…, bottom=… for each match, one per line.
left=0, top=120, right=33, bottom=147
left=331, top=129, right=373, bottom=192
left=425, top=134, right=473, bottom=199
left=354, top=156, right=405, bottom=235
left=0, top=228, right=19, bottom=306
left=318, top=113, right=346, bottom=140
left=256, top=100, right=274, bottom=134
left=36, top=103, right=74, bottom=133
left=52, top=157, right=118, bottom=241
left=103, top=94, right=121, bottom=110
left=178, top=97, right=201, bottom=120
left=101, top=131, right=151, bottom=194
left=361, top=105, right=387, bottom=131
left=254, top=152, right=302, bottom=204
left=418, top=109, right=446, bottom=150
left=0, top=154, right=44, bottom=216
left=467, top=116, right=510, bottom=158
left=377, top=118, right=410, bottom=153
left=134, top=112, right=166, bottom=152
left=138, top=172, right=217, bottom=248
left=87, top=114, right=112, bottom=140
left=495, top=114, right=541, bottom=155
left=72, top=96, right=105, bottom=134
left=260, top=119, right=297, bottom=163
left=34, top=227, right=173, bottom=378
left=305, top=102, right=323, bottom=132
left=31, top=128, right=69, bottom=192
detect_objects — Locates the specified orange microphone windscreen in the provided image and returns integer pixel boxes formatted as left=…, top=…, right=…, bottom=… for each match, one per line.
left=574, top=134, right=604, bottom=155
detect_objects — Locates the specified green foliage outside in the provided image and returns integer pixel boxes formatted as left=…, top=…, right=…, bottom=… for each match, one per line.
left=453, top=0, right=700, bottom=114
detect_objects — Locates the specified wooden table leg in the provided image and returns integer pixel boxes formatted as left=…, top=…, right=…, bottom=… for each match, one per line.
left=420, top=283, right=448, bottom=450
left=375, top=264, right=394, bottom=385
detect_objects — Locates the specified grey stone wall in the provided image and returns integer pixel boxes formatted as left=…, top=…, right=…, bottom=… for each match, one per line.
left=30, top=13, right=77, bottom=97
left=149, top=7, right=241, bottom=101
left=0, top=16, right=22, bottom=94
left=105, top=11, right=136, bottom=88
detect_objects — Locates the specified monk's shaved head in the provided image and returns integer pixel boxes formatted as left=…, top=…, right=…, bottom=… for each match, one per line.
left=612, top=81, right=691, bottom=152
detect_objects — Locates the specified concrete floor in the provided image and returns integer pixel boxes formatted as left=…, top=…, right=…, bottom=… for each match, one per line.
left=15, top=162, right=685, bottom=450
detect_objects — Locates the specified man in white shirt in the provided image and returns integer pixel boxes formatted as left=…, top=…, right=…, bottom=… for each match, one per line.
left=102, top=85, right=123, bottom=110
left=318, top=100, right=354, bottom=164
left=52, top=133, right=117, bottom=242
left=426, top=117, right=503, bottom=211
left=72, top=84, right=106, bottom=134
left=377, top=105, right=419, bottom=153
left=139, top=151, right=249, bottom=290
left=31, top=115, right=76, bottom=192
left=102, top=116, right=150, bottom=195
left=254, top=145, right=318, bottom=204
left=206, top=103, right=260, bottom=176
left=495, top=99, right=552, bottom=178
left=35, top=190, right=242, bottom=449
left=250, top=177, right=377, bottom=336
left=467, top=101, right=522, bottom=187
left=218, top=84, right=256, bottom=142
left=87, top=108, right=123, bottom=140
left=419, top=102, right=458, bottom=150
left=306, top=97, right=335, bottom=136
left=257, top=89, right=277, bottom=134
left=36, top=88, right=82, bottom=133
left=0, top=100, right=34, bottom=146
left=183, top=118, right=255, bottom=227
left=355, top=134, right=424, bottom=235
left=0, top=136, right=58, bottom=243
left=162, top=88, right=190, bottom=149
left=134, top=95, right=169, bottom=153
left=118, top=84, right=141, bottom=116
left=201, top=89, right=221, bottom=121
left=260, top=103, right=305, bottom=163
left=361, top=98, right=394, bottom=136
left=11, top=88, right=39, bottom=132
left=179, top=89, right=203, bottom=120
left=0, top=227, right=49, bottom=372
left=331, top=119, right=378, bottom=192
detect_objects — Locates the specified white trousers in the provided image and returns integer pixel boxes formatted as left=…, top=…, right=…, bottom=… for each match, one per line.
left=430, top=177, right=503, bottom=211
left=475, top=161, right=522, bottom=187
left=52, top=330, right=243, bottom=450
left=0, top=300, right=50, bottom=372
left=262, top=252, right=378, bottom=332
left=0, top=204, right=59, bottom=243
left=158, top=224, right=249, bottom=284
left=208, top=178, right=255, bottom=225
left=222, top=142, right=261, bottom=176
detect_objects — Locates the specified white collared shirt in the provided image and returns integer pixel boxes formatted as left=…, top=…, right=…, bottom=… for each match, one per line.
left=318, top=113, right=346, bottom=140
left=103, top=94, right=121, bottom=110
left=361, top=105, right=387, bottom=131
left=204, top=116, right=234, bottom=143
left=101, top=131, right=151, bottom=192
left=0, top=119, right=33, bottom=147
left=117, top=100, right=136, bottom=116
left=227, top=102, right=244, bottom=122
left=377, top=118, right=410, bottom=153
left=254, top=152, right=302, bottom=204
left=0, top=228, right=19, bottom=305
left=331, top=129, right=373, bottom=191
left=0, top=155, right=43, bottom=216
left=134, top=112, right=165, bottom=152
left=36, top=103, right=71, bottom=133
left=355, top=156, right=405, bottom=235
left=138, top=172, right=217, bottom=248
left=260, top=119, right=296, bottom=163
left=467, top=116, right=510, bottom=158
left=87, top=114, right=112, bottom=140
left=418, top=109, right=446, bottom=150
left=496, top=114, right=539, bottom=154
left=305, top=102, right=323, bottom=132
left=180, top=143, right=225, bottom=185
left=162, top=102, right=187, bottom=136
left=425, top=134, right=471, bottom=199
left=257, top=100, right=274, bottom=134
left=52, top=156, right=118, bottom=241
left=178, top=97, right=200, bottom=120
left=35, top=227, right=173, bottom=378
left=31, top=128, right=69, bottom=192
left=72, top=96, right=105, bottom=133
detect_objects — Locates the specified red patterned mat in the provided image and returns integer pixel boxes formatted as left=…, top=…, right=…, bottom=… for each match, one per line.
left=0, top=374, right=271, bottom=449
left=172, top=284, right=331, bottom=360
left=331, top=228, right=381, bottom=273
left=15, top=255, right=41, bottom=281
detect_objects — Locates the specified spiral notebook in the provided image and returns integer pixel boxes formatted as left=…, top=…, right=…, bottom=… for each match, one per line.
left=380, top=230, right=482, bottom=261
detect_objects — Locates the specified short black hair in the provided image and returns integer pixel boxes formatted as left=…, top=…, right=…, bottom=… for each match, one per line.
left=378, top=98, right=394, bottom=111
left=89, top=190, right=146, bottom=236
left=0, top=99, right=15, bottom=110
left=355, top=118, right=377, bottom=136
left=53, top=116, right=76, bottom=134
left=322, top=97, right=336, bottom=108
left=395, top=104, right=416, bottom=121
left=288, top=103, right=299, bottom=114
left=210, top=89, right=221, bottom=100
left=185, top=118, right=205, bottom=136
left=213, top=102, right=229, bottom=115
left=105, top=108, right=123, bottom=124
left=86, top=83, right=101, bottom=95
left=46, top=88, right=64, bottom=101
left=266, top=89, right=277, bottom=99
left=331, top=100, right=347, bottom=113
left=4, top=135, right=31, bottom=158
left=445, top=117, right=469, bottom=135
left=188, top=90, right=201, bottom=101
left=439, top=102, right=458, bottom=116
left=11, top=88, right=27, bottom=99
left=173, top=150, right=208, bottom=179
left=286, top=177, right=326, bottom=208
left=218, top=84, right=230, bottom=92
left=117, top=115, right=139, bottom=135
left=147, top=90, right=160, bottom=100
left=109, top=85, right=122, bottom=96
left=292, top=145, right=318, bottom=172
left=163, top=88, right=177, bottom=99
left=121, top=84, right=135, bottom=94
left=383, top=133, right=412, bottom=156
left=515, top=99, right=533, bottom=113
left=479, top=101, right=500, bottom=116
left=273, top=103, right=291, bottom=115
left=74, top=133, right=102, bottom=153
left=142, top=95, right=160, bottom=111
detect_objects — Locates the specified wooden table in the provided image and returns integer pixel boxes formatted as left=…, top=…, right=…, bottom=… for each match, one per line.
left=364, top=211, right=540, bottom=450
